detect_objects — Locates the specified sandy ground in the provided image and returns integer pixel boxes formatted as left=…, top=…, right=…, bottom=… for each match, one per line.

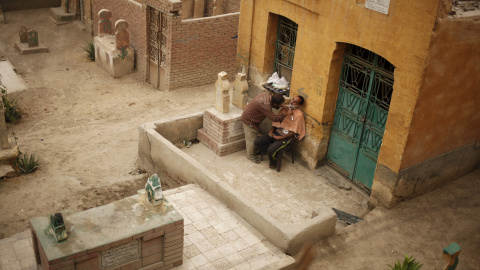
left=0, top=9, right=214, bottom=238
left=1, top=8, right=480, bottom=270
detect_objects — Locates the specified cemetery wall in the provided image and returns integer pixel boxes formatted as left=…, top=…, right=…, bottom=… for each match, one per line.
left=169, top=12, right=239, bottom=90
left=92, top=0, right=148, bottom=81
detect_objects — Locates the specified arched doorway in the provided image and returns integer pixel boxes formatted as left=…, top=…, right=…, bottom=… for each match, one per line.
left=327, top=44, right=395, bottom=192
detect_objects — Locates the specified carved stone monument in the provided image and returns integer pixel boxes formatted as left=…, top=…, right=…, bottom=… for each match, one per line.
left=98, top=9, right=113, bottom=37
left=194, top=0, right=205, bottom=18
left=27, top=29, right=39, bottom=47
left=212, top=0, right=224, bottom=16
left=215, top=71, right=230, bottom=113
left=19, top=26, right=28, bottom=43
left=232, top=72, right=248, bottom=109
left=115, top=19, right=129, bottom=51
left=197, top=72, right=246, bottom=156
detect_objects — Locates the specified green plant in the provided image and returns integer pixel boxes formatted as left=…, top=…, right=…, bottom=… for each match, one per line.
left=118, top=47, right=128, bottom=60
left=0, top=75, right=21, bottom=123
left=82, top=40, right=95, bottom=61
left=17, top=152, right=39, bottom=174
left=388, top=255, right=423, bottom=270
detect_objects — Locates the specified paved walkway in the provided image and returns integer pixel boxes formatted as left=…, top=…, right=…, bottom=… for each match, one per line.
left=0, top=185, right=294, bottom=270
left=182, top=143, right=370, bottom=224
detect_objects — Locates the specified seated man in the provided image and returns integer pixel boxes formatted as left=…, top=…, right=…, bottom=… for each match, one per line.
left=254, top=95, right=305, bottom=169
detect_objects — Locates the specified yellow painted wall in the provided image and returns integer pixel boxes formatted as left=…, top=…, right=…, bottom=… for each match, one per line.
left=237, top=0, right=440, bottom=173
left=401, top=17, right=480, bottom=169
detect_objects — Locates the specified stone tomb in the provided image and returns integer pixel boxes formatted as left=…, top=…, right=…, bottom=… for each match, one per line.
left=50, top=0, right=76, bottom=24
left=94, top=35, right=134, bottom=78
left=30, top=195, right=184, bottom=270
left=14, top=28, right=49, bottom=55
left=197, top=106, right=246, bottom=156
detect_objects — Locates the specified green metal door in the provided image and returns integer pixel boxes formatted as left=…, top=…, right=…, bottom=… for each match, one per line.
left=327, top=45, right=394, bottom=191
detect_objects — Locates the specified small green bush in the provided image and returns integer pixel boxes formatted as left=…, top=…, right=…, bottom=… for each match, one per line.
left=17, top=152, right=39, bottom=174
left=0, top=77, right=21, bottom=123
left=82, top=40, right=95, bottom=61
left=388, top=255, right=423, bottom=270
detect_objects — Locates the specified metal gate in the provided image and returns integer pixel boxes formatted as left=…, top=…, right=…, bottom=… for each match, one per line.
left=327, top=44, right=395, bottom=192
left=148, top=7, right=167, bottom=89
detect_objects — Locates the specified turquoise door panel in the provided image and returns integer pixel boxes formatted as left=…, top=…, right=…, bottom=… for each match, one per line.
left=327, top=45, right=394, bottom=191
left=327, top=132, right=358, bottom=177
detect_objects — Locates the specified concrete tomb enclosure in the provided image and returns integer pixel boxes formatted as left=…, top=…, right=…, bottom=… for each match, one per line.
left=15, top=28, right=49, bottom=54
left=94, top=10, right=134, bottom=78
left=30, top=189, right=184, bottom=269
left=49, top=0, right=76, bottom=25
left=138, top=113, right=337, bottom=254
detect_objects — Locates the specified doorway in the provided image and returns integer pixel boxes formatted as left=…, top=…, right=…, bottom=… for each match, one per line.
left=327, top=44, right=395, bottom=192
left=148, top=7, right=167, bottom=89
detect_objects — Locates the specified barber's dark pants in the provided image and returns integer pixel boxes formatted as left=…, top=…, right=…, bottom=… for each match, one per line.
left=254, top=134, right=290, bottom=165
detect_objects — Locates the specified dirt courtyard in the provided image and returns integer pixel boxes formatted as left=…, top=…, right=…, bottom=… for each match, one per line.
left=1, top=8, right=479, bottom=270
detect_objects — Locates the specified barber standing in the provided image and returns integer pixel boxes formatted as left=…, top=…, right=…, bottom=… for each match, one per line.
left=241, top=92, right=286, bottom=163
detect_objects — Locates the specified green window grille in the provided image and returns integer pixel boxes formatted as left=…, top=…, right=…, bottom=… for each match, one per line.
left=274, top=16, right=298, bottom=76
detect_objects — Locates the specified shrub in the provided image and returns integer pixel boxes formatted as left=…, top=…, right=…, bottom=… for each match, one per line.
left=82, top=40, right=95, bottom=61
left=388, top=255, right=423, bottom=270
left=17, top=152, right=39, bottom=174
left=0, top=76, right=21, bottom=123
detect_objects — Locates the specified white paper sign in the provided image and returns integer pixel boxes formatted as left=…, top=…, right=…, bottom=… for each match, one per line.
left=365, top=0, right=391, bottom=15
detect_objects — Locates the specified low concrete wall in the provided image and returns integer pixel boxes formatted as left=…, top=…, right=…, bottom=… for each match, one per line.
left=137, top=112, right=336, bottom=254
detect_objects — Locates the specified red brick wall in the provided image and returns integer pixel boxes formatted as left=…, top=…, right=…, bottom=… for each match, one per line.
left=169, top=12, right=239, bottom=90
left=92, top=0, right=148, bottom=80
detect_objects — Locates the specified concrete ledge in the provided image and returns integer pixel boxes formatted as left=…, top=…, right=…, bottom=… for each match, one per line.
left=15, top=42, right=49, bottom=55
left=138, top=112, right=337, bottom=254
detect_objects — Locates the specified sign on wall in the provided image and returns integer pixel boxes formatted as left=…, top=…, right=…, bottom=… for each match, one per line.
left=365, top=0, right=390, bottom=15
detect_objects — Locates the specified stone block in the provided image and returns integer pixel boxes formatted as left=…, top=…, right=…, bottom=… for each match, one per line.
left=194, top=0, right=205, bottom=18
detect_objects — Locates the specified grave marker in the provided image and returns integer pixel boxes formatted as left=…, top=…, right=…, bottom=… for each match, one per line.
left=27, top=29, right=39, bottom=47
left=215, top=71, right=230, bottom=113
left=19, top=26, right=28, bottom=43
left=98, top=9, right=113, bottom=37
left=232, top=73, right=248, bottom=109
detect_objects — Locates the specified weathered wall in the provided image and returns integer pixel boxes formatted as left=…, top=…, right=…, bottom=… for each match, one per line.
left=169, top=12, right=239, bottom=90
left=387, top=16, right=480, bottom=200
left=92, top=0, right=148, bottom=80
left=0, top=0, right=60, bottom=11
left=237, top=0, right=439, bottom=174
left=401, top=18, right=480, bottom=168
